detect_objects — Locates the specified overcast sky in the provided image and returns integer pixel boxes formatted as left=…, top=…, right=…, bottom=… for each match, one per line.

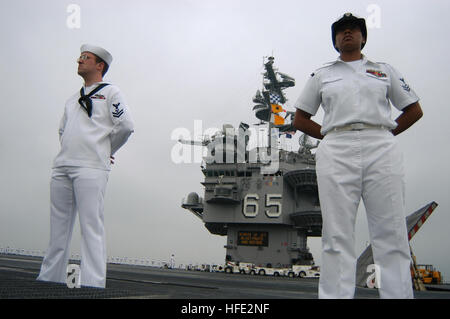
left=1, top=0, right=450, bottom=279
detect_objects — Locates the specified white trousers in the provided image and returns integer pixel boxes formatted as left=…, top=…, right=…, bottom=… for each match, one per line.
left=37, top=167, right=109, bottom=288
left=316, top=129, right=413, bottom=299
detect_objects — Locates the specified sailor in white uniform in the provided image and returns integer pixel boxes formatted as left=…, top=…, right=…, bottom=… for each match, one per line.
left=37, top=44, right=134, bottom=288
left=293, top=13, right=423, bottom=298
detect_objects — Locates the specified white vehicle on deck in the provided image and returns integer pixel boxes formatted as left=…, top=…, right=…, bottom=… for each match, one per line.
left=253, top=266, right=289, bottom=277
left=238, top=262, right=255, bottom=274
left=211, top=264, right=224, bottom=272
left=224, top=261, right=240, bottom=274
left=288, top=265, right=320, bottom=278
left=224, top=261, right=256, bottom=274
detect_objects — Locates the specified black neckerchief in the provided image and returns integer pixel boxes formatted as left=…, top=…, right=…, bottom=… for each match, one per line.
left=78, top=83, right=110, bottom=117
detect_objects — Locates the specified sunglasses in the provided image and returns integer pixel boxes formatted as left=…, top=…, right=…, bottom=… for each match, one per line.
left=77, top=54, right=92, bottom=62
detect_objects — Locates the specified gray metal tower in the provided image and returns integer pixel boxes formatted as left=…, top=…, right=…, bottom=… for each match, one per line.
left=181, top=57, right=322, bottom=267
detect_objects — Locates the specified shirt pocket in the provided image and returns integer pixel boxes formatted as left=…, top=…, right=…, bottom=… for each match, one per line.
left=321, top=76, right=343, bottom=85
left=319, top=77, right=344, bottom=109
left=363, top=73, right=390, bottom=96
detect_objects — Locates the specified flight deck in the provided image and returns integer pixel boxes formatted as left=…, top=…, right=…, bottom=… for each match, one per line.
left=1, top=254, right=449, bottom=300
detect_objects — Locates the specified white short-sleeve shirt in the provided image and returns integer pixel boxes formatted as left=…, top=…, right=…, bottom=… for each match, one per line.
left=294, top=55, right=419, bottom=135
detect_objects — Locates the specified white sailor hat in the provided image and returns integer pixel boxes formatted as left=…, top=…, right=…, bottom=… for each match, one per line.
left=80, top=44, right=113, bottom=66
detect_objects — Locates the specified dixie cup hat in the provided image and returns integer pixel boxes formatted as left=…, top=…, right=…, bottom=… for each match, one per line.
left=80, top=44, right=113, bottom=66
left=331, top=13, right=367, bottom=52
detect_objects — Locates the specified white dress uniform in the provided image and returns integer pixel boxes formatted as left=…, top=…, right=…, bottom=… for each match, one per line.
left=295, top=55, right=419, bottom=298
left=37, top=81, right=134, bottom=288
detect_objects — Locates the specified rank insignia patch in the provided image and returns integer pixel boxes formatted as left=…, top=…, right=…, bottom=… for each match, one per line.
left=366, top=69, right=387, bottom=78
left=112, top=102, right=124, bottom=118
left=399, top=78, right=411, bottom=92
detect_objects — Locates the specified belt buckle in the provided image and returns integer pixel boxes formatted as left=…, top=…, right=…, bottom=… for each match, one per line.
left=350, top=123, right=365, bottom=131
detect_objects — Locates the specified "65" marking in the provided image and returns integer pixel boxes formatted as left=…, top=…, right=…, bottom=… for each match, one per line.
left=242, top=194, right=282, bottom=218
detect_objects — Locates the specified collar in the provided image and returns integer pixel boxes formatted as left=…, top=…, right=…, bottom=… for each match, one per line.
left=83, top=81, right=109, bottom=90
left=336, top=54, right=370, bottom=64
left=337, top=55, right=382, bottom=66
left=316, top=55, right=379, bottom=74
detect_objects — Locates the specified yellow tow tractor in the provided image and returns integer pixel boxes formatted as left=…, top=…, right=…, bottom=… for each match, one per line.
left=416, top=264, right=442, bottom=284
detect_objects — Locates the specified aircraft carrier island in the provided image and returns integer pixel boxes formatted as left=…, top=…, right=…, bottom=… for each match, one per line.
left=181, top=57, right=322, bottom=268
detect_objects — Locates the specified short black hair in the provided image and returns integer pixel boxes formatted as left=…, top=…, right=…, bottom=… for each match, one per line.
left=94, top=55, right=109, bottom=77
